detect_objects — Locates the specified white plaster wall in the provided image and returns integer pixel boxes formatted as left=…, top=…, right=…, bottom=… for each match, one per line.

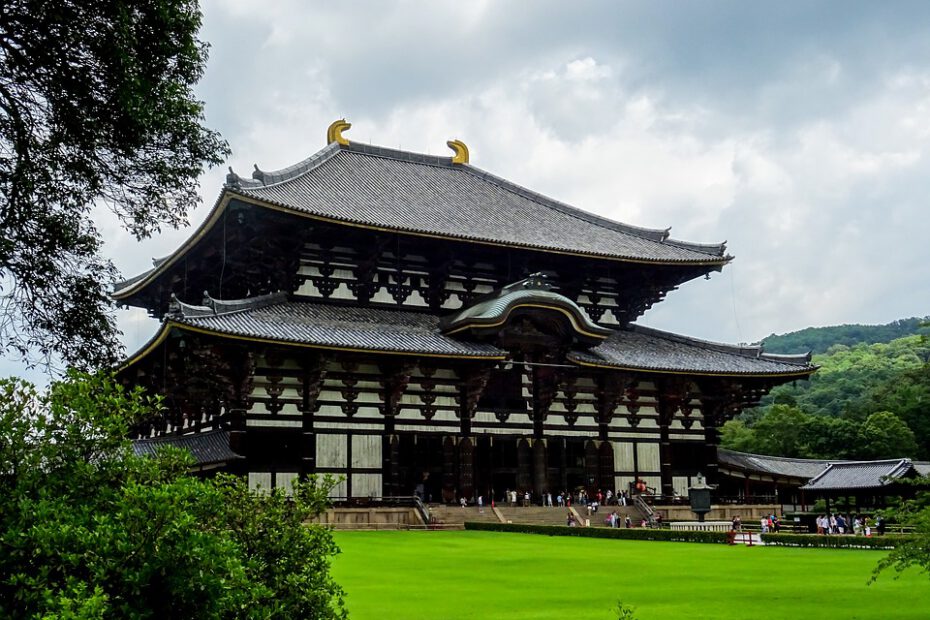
left=637, top=443, right=660, bottom=473
left=613, top=441, right=635, bottom=471
left=352, top=473, right=383, bottom=498
left=352, top=435, right=382, bottom=469
left=317, top=434, right=347, bottom=468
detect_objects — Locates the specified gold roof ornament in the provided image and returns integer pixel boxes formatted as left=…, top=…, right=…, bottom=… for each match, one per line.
left=326, top=119, right=351, bottom=146
left=446, top=139, right=469, bottom=165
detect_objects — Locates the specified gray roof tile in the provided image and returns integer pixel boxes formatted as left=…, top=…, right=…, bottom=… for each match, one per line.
left=569, top=325, right=816, bottom=376
left=132, top=429, right=241, bottom=467
left=235, top=142, right=728, bottom=264
left=176, top=299, right=505, bottom=359
left=718, top=449, right=832, bottom=479
left=801, top=459, right=918, bottom=490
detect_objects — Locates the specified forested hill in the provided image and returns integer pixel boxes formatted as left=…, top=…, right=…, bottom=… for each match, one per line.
left=724, top=333, right=930, bottom=461
left=761, top=317, right=929, bottom=355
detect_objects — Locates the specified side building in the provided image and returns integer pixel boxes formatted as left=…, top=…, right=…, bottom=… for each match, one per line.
left=116, top=120, right=816, bottom=502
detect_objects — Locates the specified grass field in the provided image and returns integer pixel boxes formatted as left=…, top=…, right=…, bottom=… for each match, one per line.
left=332, top=530, right=930, bottom=620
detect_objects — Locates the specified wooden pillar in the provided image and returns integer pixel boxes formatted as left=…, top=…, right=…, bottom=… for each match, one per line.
left=656, top=394, right=676, bottom=499
left=458, top=437, right=474, bottom=500
left=533, top=439, right=548, bottom=498
left=298, top=356, right=326, bottom=479
left=598, top=441, right=615, bottom=493
left=517, top=438, right=532, bottom=492
left=383, top=434, right=400, bottom=497
left=442, top=436, right=456, bottom=503
left=698, top=398, right=727, bottom=489
left=584, top=440, right=599, bottom=493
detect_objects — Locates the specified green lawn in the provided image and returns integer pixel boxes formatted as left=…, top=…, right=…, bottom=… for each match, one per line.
left=332, top=530, right=930, bottom=620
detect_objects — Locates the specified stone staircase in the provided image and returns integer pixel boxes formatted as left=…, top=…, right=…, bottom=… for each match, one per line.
left=427, top=504, right=503, bottom=529
left=496, top=506, right=577, bottom=526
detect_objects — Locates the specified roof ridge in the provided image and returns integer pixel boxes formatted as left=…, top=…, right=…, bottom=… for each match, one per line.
left=168, top=290, right=288, bottom=320
left=226, top=142, right=342, bottom=190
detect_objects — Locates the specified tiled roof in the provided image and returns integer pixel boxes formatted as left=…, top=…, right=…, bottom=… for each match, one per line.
left=170, top=295, right=505, bottom=359
left=232, top=141, right=728, bottom=264
left=569, top=325, right=816, bottom=376
left=801, top=459, right=918, bottom=491
left=718, top=449, right=832, bottom=480
left=122, top=293, right=816, bottom=377
left=132, top=429, right=241, bottom=467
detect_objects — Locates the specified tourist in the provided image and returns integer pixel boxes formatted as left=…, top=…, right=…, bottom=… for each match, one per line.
left=524, top=490, right=530, bottom=507
left=760, top=516, right=768, bottom=534
left=624, top=515, right=632, bottom=528
left=620, top=490, right=628, bottom=506
left=557, top=493, right=564, bottom=507
left=829, top=514, right=837, bottom=534
left=460, top=497, right=467, bottom=508
left=567, top=512, right=576, bottom=527
left=606, top=489, right=613, bottom=505
left=876, top=515, right=886, bottom=536
left=546, top=492, right=553, bottom=507
left=731, top=515, right=742, bottom=531
left=477, top=495, right=483, bottom=513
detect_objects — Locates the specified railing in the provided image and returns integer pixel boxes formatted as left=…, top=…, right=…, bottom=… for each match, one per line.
left=632, top=494, right=655, bottom=525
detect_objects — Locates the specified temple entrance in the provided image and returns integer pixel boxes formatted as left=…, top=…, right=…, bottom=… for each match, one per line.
left=397, top=435, right=444, bottom=502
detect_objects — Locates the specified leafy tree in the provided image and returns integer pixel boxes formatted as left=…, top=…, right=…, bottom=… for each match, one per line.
left=873, top=483, right=930, bottom=583
left=0, top=373, right=346, bottom=619
left=750, top=404, right=810, bottom=457
left=857, top=411, right=918, bottom=460
left=719, top=419, right=756, bottom=453
left=0, top=1, right=229, bottom=369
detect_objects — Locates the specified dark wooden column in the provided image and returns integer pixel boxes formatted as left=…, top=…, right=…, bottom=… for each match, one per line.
left=224, top=348, right=254, bottom=470
left=517, top=438, right=532, bottom=492
left=298, top=354, right=327, bottom=479
left=531, top=366, right=557, bottom=439
left=598, top=441, right=615, bottom=492
left=459, top=437, right=475, bottom=500
left=655, top=392, right=677, bottom=499
left=584, top=440, right=599, bottom=493
left=533, top=439, right=548, bottom=497
left=700, top=400, right=726, bottom=488
left=442, top=436, right=456, bottom=503
left=379, top=361, right=413, bottom=497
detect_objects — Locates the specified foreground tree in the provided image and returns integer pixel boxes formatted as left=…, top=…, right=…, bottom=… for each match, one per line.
left=0, top=373, right=346, bottom=619
left=0, top=1, right=229, bottom=368
left=873, top=484, right=930, bottom=583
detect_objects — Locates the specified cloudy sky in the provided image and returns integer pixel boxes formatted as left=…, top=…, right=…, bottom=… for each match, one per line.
left=9, top=1, right=930, bottom=380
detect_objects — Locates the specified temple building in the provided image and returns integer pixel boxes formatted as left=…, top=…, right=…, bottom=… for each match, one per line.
left=117, top=120, right=816, bottom=503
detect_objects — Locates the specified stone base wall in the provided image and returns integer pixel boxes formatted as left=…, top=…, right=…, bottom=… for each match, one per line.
left=313, top=507, right=423, bottom=528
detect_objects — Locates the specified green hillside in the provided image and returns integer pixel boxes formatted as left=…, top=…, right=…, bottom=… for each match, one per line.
left=725, top=329, right=930, bottom=461
left=761, top=317, right=929, bottom=355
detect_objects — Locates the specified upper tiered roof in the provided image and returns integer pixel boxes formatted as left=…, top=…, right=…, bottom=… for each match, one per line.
left=230, top=141, right=729, bottom=264
left=114, top=121, right=729, bottom=301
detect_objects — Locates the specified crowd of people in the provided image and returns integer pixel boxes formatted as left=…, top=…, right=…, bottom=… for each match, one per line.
left=484, top=488, right=631, bottom=510
left=815, top=513, right=885, bottom=536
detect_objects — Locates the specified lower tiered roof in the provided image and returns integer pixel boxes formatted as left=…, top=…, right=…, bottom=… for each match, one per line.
left=122, top=290, right=816, bottom=378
